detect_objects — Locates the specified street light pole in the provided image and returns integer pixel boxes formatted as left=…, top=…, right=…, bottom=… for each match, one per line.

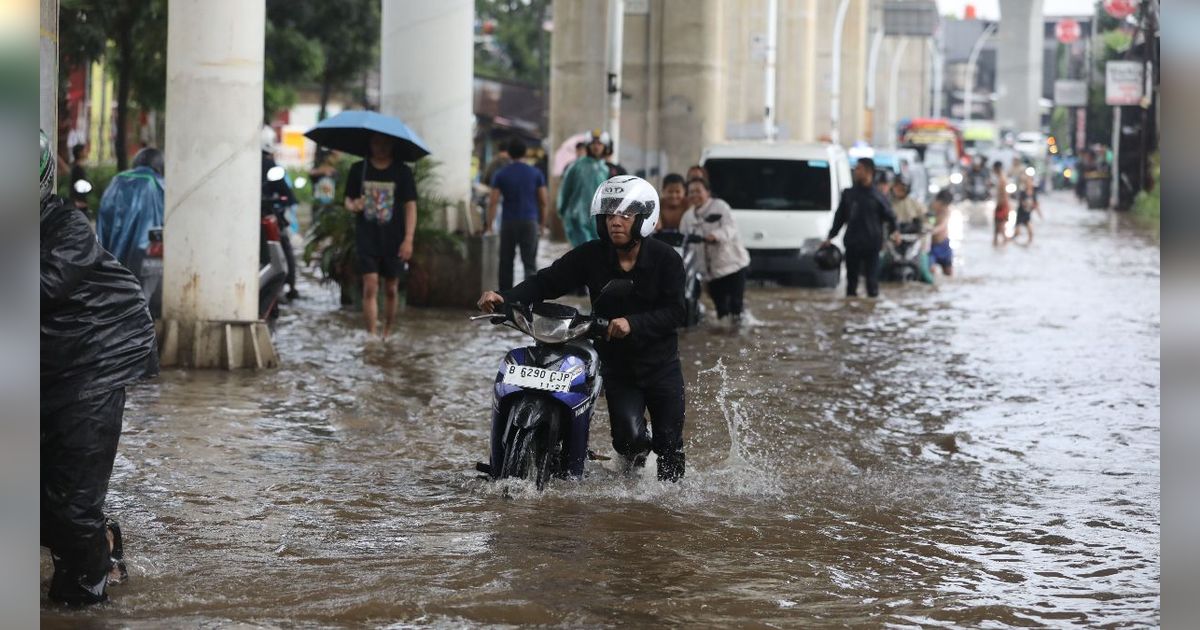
left=865, top=27, right=885, bottom=144
left=888, top=39, right=910, bottom=149
left=964, top=21, right=997, bottom=125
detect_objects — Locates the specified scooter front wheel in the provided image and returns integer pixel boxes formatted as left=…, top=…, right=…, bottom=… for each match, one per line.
left=499, top=396, right=564, bottom=490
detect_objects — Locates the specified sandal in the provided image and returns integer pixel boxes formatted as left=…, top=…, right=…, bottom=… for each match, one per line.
left=105, top=518, right=128, bottom=585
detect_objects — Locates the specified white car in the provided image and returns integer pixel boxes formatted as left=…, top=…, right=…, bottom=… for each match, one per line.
left=700, top=142, right=852, bottom=287
left=1014, top=131, right=1046, bottom=159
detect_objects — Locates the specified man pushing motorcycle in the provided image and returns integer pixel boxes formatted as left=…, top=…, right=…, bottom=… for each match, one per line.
left=477, top=176, right=688, bottom=481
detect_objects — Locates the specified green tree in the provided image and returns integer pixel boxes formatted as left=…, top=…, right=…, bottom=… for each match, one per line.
left=285, top=0, right=380, bottom=122
left=264, top=2, right=326, bottom=120
left=58, top=0, right=166, bottom=170
left=474, top=0, right=550, bottom=87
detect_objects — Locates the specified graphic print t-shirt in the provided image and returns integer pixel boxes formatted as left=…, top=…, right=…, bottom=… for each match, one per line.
left=312, top=173, right=336, bottom=206
left=345, top=160, right=418, bottom=258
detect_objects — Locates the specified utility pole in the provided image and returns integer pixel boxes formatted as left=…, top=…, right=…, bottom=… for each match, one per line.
left=830, top=0, right=852, bottom=145
left=764, top=0, right=778, bottom=141
left=606, top=0, right=624, bottom=157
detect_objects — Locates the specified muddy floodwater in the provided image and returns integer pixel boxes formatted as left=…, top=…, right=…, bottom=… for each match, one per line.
left=43, top=193, right=1159, bottom=628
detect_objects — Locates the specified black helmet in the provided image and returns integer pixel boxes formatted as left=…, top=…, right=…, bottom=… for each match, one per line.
left=814, top=243, right=843, bottom=271
left=132, top=146, right=164, bottom=176
left=40, top=129, right=55, bottom=203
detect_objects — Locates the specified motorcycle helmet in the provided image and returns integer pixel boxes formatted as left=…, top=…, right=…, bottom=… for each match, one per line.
left=132, top=146, right=165, bottom=176
left=589, top=128, right=611, bottom=147
left=814, top=242, right=843, bottom=271
left=261, top=124, right=277, bottom=154
left=590, top=175, right=660, bottom=249
left=40, top=129, right=55, bottom=203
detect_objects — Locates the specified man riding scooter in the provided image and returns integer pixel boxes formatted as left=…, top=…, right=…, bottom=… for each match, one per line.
left=478, top=176, right=689, bottom=481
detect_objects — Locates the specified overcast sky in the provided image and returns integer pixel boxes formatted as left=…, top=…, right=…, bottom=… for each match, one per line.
left=936, top=0, right=1098, bottom=20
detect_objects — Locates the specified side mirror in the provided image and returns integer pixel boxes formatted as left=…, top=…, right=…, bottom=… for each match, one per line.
left=266, top=165, right=286, bottom=182
left=594, top=279, right=633, bottom=309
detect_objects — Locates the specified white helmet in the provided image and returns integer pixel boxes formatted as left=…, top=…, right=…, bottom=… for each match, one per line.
left=261, top=124, right=277, bottom=153
left=590, top=175, right=660, bottom=243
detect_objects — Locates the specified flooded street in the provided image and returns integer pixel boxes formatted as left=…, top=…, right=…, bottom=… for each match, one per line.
left=43, top=192, right=1159, bottom=628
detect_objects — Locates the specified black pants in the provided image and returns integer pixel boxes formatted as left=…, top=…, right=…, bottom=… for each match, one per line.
left=499, top=220, right=540, bottom=291
left=845, top=248, right=881, bottom=297
left=604, top=361, right=686, bottom=481
left=707, top=267, right=747, bottom=318
left=41, top=387, right=125, bottom=605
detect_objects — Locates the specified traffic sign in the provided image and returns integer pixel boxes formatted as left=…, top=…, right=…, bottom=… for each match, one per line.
left=1055, top=19, right=1081, bottom=44
left=1105, top=61, right=1144, bottom=106
left=1104, top=0, right=1139, bottom=20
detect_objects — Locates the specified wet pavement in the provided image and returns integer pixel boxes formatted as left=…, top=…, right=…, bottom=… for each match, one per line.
left=43, top=192, right=1160, bottom=628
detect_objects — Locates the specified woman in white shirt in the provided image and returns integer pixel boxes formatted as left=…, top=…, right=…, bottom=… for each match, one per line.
left=679, top=177, right=752, bottom=323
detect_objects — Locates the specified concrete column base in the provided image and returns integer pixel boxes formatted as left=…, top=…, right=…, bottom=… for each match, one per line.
left=157, top=320, right=279, bottom=370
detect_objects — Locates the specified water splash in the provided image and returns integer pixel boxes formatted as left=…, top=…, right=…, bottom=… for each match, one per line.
left=698, top=358, right=751, bottom=467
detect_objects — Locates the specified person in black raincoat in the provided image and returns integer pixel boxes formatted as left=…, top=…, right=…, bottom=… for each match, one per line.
left=821, top=157, right=900, bottom=298
left=40, top=131, right=158, bottom=605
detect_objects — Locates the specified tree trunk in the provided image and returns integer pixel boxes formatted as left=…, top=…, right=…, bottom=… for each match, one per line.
left=318, top=74, right=331, bottom=122
left=315, top=74, right=332, bottom=167
left=114, top=26, right=133, bottom=171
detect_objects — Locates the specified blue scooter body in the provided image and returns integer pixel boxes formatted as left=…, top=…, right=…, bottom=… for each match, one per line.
left=489, top=343, right=603, bottom=477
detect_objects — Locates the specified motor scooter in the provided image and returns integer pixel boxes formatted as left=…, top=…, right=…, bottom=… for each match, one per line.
left=474, top=280, right=633, bottom=490
left=652, top=231, right=705, bottom=327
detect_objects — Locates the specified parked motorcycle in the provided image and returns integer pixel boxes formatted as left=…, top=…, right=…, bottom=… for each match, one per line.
left=259, top=169, right=292, bottom=320
left=652, top=231, right=705, bottom=327
left=139, top=178, right=289, bottom=322
left=881, top=222, right=929, bottom=283
left=474, top=279, right=633, bottom=490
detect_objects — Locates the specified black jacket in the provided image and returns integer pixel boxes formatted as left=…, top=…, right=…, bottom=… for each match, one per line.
left=41, top=196, right=157, bottom=413
left=828, top=183, right=898, bottom=252
left=500, top=238, right=685, bottom=377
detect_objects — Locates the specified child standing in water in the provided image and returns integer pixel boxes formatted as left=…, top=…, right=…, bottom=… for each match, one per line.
left=991, top=161, right=1010, bottom=246
left=1013, top=173, right=1042, bottom=245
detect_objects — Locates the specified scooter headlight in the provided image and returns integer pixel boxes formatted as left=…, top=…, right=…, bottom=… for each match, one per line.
left=531, top=313, right=573, bottom=343
left=950, top=172, right=964, bottom=185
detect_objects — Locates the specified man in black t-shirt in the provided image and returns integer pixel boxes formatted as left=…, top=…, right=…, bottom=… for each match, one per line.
left=344, top=133, right=418, bottom=338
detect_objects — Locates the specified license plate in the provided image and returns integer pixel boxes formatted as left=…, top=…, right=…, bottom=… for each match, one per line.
left=502, top=364, right=574, bottom=393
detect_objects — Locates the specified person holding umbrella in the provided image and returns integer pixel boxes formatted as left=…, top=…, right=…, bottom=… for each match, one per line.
left=306, top=111, right=431, bottom=339
left=344, top=133, right=418, bottom=339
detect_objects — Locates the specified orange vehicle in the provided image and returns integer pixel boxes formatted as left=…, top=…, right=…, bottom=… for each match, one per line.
left=898, top=118, right=967, bottom=165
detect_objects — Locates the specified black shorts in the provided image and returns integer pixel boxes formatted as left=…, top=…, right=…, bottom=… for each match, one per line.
left=358, top=254, right=404, bottom=278
left=1016, top=210, right=1032, bottom=225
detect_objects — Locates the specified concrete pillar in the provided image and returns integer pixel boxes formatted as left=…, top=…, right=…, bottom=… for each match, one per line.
left=549, top=0, right=610, bottom=174
left=161, top=0, right=276, bottom=369
left=659, top=0, right=725, bottom=170
left=40, top=0, right=57, bottom=147
left=996, top=0, right=1045, bottom=131
left=381, top=0, right=474, bottom=230
left=841, top=0, right=870, bottom=145
left=798, top=0, right=819, bottom=141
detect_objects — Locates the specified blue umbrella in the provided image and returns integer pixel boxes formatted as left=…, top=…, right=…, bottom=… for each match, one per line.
left=304, top=110, right=432, bottom=162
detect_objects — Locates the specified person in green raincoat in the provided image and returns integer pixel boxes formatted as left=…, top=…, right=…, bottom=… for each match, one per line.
left=557, top=129, right=611, bottom=246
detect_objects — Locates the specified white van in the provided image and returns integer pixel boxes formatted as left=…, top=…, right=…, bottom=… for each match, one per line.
left=700, top=142, right=852, bottom=287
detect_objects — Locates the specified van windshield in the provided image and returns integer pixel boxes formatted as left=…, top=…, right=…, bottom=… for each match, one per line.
left=704, top=158, right=832, bottom=211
